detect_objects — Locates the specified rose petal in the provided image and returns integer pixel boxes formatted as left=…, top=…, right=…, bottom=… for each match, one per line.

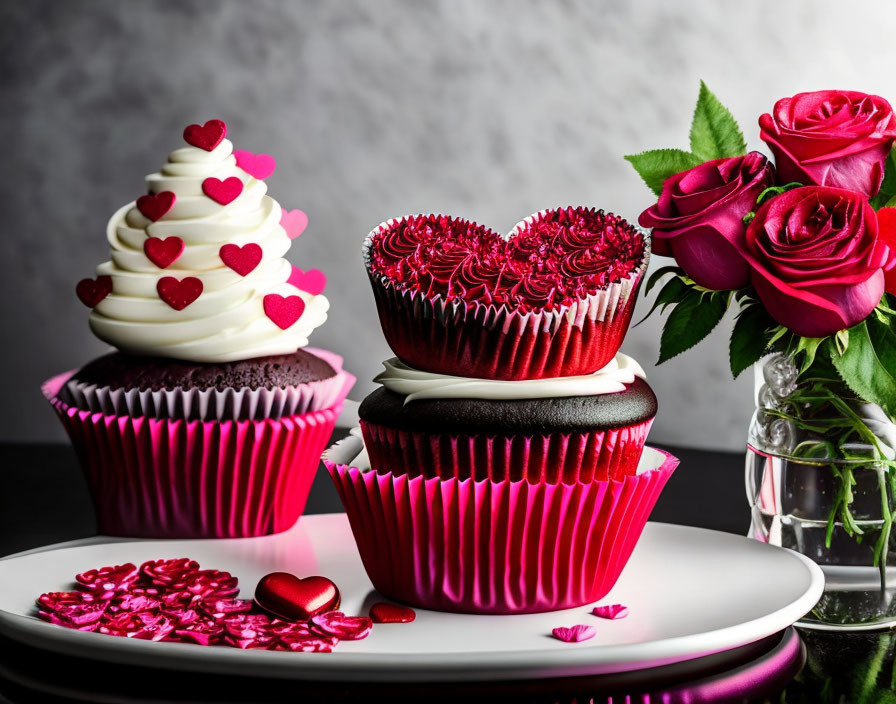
left=552, top=624, right=596, bottom=643
left=309, top=611, right=372, bottom=640
left=592, top=604, right=629, bottom=620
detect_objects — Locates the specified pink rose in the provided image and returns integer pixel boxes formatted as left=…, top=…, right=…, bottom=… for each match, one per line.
left=744, top=186, right=889, bottom=337
left=638, top=152, right=774, bottom=290
left=759, top=90, right=896, bottom=197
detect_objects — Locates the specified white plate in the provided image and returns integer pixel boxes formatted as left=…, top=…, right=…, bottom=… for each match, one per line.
left=0, top=512, right=822, bottom=682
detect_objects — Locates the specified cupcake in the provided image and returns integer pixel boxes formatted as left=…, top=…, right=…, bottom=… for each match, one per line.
left=324, top=207, right=675, bottom=615
left=45, top=119, right=354, bottom=538
left=362, top=208, right=649, bottom=380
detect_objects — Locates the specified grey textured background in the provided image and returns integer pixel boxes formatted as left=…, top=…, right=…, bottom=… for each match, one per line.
left=2, top=0, right=894, bottom=448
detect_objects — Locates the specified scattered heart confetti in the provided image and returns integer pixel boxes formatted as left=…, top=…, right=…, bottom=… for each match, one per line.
left=254, top=573, right=340, bottom=622
left=37, top=558, right=371, bottom=652
left=144, top=236, right=184, bottom=269
left=202, top=177, right=243, bottom=205
left=280, top=208, right=308, bottom=239
left=552, top=625, right=596, bottom=643
left=369, top=602, right=416, bottom=624
left=233, top=149, right=276, bottom=180
left=76, top=276, right=112, bottom=307
left=157, top=276, right=203, bottom=310
left=183, top=119, right=227, bottom=151
left=219, top=243, right=262, bottom=276
left=592, top=604, right=629, bottom=620
left=263, top=293, right=305, bottom=329
left=288, top=266, right=326, bottom=295
left=136, top=191, right=176, bottom=221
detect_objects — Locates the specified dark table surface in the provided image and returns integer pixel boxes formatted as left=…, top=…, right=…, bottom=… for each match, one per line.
left=0, top=437, right=893, bottom=703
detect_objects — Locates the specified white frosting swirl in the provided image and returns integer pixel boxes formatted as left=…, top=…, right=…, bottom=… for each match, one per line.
left=375, top=353, right=646, bottom=403
left=88, top=138, right=328, bottom=362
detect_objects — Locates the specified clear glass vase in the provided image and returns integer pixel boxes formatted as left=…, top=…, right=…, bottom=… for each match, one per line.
left=746, top=354, right=896, bottom=631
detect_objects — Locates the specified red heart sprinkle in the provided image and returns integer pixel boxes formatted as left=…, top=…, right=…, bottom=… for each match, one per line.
left=369, top=602, right=416, bottom=624
left=233, top=149, right=276, bottom=180
left=254, top=572, right=340, bottom=622
left=287, top=266, right=326, bottom=295
left=76, top=276, right=113, bottom=308
left=144, top=236, right=184, bottom=269
left=592, top=603, right=629, bottom=620
left=219, top=243, right=262, bottom=276
left=202, top=177, right=243, bottom=205
left=309, top=611, right=372, bottom=641
left=157, top=276, right=203, bottom=310
left=552, top=624, right=596, bottom=643
left=263, top=294, right=305, bottom=329
left=136, top=191, right=176, bottom=221
left=280, top=208, right=308, bottom=239
left=183, top=119, right=227, bottom=151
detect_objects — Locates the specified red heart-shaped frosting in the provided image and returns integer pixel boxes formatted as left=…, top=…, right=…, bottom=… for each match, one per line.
left=144, top=236, right=184, bottom=269
left=233, top=149, right=276, bottom=180
left=263, top=294, right=305, bottom=329
left=366, top=208, right=645, bottom=313
left=280, top=209, right=308, bottom=239
left=369, top=602, right=416, bottom=624
left=254, top=573, right=340, bottom=622
left=202, top=177, right=243, bottom=205
left=157, top=276, right=203, bottom=310
left=136, top=192, right=176, bottom=222
left=76, top=276, right=112, bottom=307
left=183, top=119, right=227, bottom=151
left=288, top=266, right=326, bottom=295
left=219, top=243, right=262, bottom=276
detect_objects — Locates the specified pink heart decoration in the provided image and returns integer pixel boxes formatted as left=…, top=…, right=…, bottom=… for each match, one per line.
left=592, top=604, right=629, bottom=620
left=183, top=119, right=227, bottom=151
left=219, top=243, right=262, bottom=276
left=136, top=192, right=176, bottom=221
left=233, top=150, right=276, bottom=180
left=157, top=276, right=203, bottom=311
left=202, top=177, right=244, bottom=205
left=144, top=236, right=184, bottom=269
left=551, top=625, right=596, bottom=643
left=288, top=266, right=326, bottom=295
left=279, top=209, right=308, bottom=239
left=263, top=294, right=305, bottom=329
left=76, top=276, right=112, bottom=308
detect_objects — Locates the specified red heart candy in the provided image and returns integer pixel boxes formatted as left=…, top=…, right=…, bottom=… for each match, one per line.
left=144, top=236, right=184, bottom=269
left=219, top=243, right=262, bottom=276
left=287, top=266, right=326, bottom=295
left=233, top=149, right=276, bottom=180
left=263, top=294, right=305, bottom=329
left=254, top=573, right=340, bottom=622
left=369, top=602, right=416, bottom=624
left=183, top=119, right=227, bottom=151
left=157, top=276, right=203, bottom=310
left=202, top=177, right=243, bottom=205
left=136, top=191, right=176, bottom=221
left=76, top=276, right=112, bottom=308
left=280, top=208, right=308, bottom=239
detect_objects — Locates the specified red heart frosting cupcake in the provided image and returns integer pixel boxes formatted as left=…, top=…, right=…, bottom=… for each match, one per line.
left=363, top=208, right=649, bottom=380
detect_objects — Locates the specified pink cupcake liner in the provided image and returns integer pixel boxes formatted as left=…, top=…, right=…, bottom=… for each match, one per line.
left=43, top=367, right=352, bottom=539
left=323, top=437, right=677, bottom=614
left=359, top=418, right=653, bottom=482
left=362, top=217, right=649, bottom=380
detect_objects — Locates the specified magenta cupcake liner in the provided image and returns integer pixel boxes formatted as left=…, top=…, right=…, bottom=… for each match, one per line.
left=362, top=213, right=649, bottom=380
left=43, top=369, right=350, bottom=538
left=323, top=436, right=677, bottom=614
left=359, top=418, right=653, bottom=482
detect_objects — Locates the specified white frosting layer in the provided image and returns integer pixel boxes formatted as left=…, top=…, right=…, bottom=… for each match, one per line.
left=89, top=138, right=328, bottom=362
left=375, top=353, right=646, bottom=403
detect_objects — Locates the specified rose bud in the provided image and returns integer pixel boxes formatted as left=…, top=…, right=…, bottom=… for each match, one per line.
left=760, top=90, right=896, bottom=198
left=744, top=186, right=890, bottom=337
left=639, top=152, right=774, bottom=290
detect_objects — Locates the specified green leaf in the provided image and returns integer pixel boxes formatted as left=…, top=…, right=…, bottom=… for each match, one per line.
left=624, top=149, right=703, bottom=197
left=636, top=275, right=687, bottom=326
left=689, top=81, right=747, bottom=161
left=831, top=321, right=896, bottom=419
left=795, top=335, right=826, bottom=375
left=870, top=148, right=896, bottom=210
left=658, top=290, right=728, bottom=364
left=729, top=303, right=776, bottom=378
left=643, top=265, right=682, bottom=295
